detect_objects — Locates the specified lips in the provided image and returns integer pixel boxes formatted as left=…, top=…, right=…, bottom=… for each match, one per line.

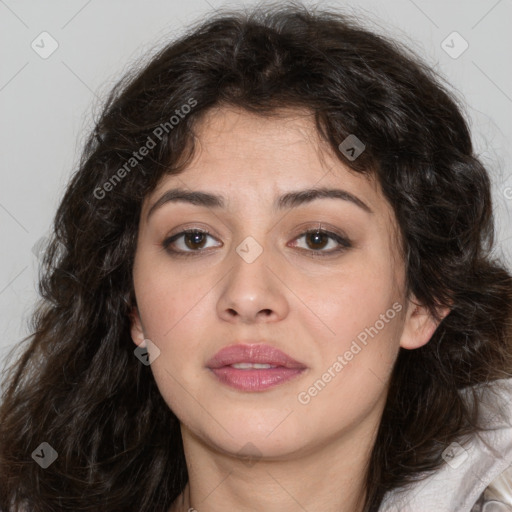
left=206, top=343, right=307, bottom=392
left=206, top=343, right=306, bottom=370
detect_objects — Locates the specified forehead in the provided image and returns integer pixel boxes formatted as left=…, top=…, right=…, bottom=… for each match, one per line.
left=145, top=105, right=386, bottom=214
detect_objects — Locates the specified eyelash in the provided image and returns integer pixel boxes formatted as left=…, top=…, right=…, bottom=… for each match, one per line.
left=161, top=228, right=352, bottom=258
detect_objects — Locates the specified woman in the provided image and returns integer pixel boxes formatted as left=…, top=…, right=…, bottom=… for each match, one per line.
left=1, top=2, right=511, bottom=511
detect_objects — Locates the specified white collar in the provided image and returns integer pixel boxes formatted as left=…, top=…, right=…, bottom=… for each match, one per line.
left=379, top=378, right=512, bottom=511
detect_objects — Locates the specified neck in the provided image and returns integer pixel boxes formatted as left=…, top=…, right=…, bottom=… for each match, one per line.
left=170, top=418, right=380, bottom=512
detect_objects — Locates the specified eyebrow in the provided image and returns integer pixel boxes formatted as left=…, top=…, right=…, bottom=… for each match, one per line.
left=146, top=186, right=373, bottom=220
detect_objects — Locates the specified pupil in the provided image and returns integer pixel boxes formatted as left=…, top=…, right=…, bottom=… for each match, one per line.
left=186, top=232, right=205, bottom=249
left=308, top=232, right=327, bottom=249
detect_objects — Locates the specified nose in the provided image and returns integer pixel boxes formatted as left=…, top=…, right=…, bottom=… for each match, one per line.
left=216, top=242, right=290, bottom=324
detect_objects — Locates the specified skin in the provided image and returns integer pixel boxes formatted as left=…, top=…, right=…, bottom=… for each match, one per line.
left=130, top=105, right=448, bottom=512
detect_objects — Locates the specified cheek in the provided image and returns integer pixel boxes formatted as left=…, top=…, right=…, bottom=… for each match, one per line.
left=134, top=272, right=208, bottom=418
left=295, top=296, right=402, bottom=437
left=293, top=251, right=403, bottom=400
left=133, top=251, right=208, bottom=340
left=294, top=250, right=402, bottom=342
left=133, top=253, right=214, bottom=378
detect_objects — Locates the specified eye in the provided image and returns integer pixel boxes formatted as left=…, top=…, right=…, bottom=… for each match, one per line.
left=290, top=229, right=352, bottom=256
left=162, top=227, right=352, bottom=258
left=162, top=229, right=221, bottom=255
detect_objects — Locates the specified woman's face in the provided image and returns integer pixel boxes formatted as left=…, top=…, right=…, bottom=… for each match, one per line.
left=131, top=106, right=440, bottom=460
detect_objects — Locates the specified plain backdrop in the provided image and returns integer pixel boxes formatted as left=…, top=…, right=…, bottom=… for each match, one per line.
left=1, top=0, right=511, bottom=370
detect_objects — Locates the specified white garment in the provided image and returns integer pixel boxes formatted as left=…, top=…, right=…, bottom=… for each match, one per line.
left=379, top=378, right=512, bottom=512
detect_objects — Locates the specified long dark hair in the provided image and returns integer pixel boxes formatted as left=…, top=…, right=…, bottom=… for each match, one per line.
left=1, top=2, right=511, bottom=511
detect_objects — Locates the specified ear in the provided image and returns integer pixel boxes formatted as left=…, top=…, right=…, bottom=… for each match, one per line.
left=130, top=306, right=147, bottom=348
left=399, top=296, right=450, bottom=350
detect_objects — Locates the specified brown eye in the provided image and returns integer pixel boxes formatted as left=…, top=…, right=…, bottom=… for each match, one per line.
left=305, top=231, right=330, bottom=250
left=292, top=229, right=352, bottom=256
left=183, top=232, right=208, bottom=250
left=162, top=227, right=351, bottom=258
left=162, top=229, right=220, bottom=255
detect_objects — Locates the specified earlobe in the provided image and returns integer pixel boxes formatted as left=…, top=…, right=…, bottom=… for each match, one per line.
left=399, top=298, right=450, bottom=350
left=130, top=306, right=147, bottom=348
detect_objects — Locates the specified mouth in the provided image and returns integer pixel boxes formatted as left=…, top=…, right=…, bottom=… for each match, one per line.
left=206, top=343, right=307, bottom=392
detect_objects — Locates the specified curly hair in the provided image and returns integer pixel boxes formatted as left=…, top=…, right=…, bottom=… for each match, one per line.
left=1, top=2, right=511, bottom=511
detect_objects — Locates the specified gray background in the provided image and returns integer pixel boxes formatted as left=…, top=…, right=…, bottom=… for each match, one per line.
left=1, top=0, right=511, bottom=368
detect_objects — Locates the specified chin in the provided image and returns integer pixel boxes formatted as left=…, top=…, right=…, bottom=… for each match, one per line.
left=188, top=412, right=310, bottom=459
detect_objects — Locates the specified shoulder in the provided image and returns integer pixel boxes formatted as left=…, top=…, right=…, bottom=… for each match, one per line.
left=379, top=378, right=512, bottom=511
left=470, top=464, right=512, bottom=511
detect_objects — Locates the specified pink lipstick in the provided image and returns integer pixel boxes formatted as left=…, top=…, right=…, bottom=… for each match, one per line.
left=206, top=343, right=307, bottom=392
